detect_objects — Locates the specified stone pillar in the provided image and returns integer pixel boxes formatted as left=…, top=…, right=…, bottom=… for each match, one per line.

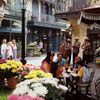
left=69, top=18, right=87, bottom=58
left=38, top=0, right=41, bottom=21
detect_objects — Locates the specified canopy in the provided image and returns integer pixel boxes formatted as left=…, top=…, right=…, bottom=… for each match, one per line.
left=78, top=5, right=100, bottom=29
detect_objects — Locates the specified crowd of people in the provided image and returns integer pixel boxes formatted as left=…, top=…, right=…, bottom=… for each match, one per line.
left=40, top=51, right=89, bottom=84
left=0, top=39, right=17, bottom=60
left=60, top=37, right=92, bottom=65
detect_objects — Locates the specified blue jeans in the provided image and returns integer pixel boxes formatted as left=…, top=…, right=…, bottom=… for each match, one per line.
left=13, top=49, right=17, bottom=60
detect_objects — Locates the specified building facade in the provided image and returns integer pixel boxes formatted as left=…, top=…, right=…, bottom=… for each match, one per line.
left=27, top=0, right=64, bottom=52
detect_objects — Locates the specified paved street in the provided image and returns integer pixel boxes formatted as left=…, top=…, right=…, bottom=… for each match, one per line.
left=17, top=53, right=58, bottom=67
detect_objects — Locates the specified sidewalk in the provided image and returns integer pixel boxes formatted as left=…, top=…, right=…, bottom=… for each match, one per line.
left=16, top=53, right=58, bottom=67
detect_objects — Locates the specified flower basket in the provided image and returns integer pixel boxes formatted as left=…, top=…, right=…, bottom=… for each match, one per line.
left=7, top=77, right=17, bottom=89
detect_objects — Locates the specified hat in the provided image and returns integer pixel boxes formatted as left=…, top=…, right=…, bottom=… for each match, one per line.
left=75, top=37, right=79, bottom=40
left=67, top=38, right=71, bottom=42
left=75, top=56, right=81, bottom=61
left=85, top=37, right=89, bottom=40
left=47, top=51, right=55, bottom=57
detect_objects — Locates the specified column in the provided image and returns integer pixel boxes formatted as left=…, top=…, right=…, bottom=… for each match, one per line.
left=38, top=0, right=41, bottom=21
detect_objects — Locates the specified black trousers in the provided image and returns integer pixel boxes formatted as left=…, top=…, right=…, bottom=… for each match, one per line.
left=66, top=50, right=71, bottom=65
left=83, top=54, right=90, bottom=64
left=73, top=53, right=78, bottom=64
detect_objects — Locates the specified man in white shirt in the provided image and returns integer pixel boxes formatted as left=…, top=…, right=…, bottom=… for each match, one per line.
left=39, top=40, right=43, bottom=54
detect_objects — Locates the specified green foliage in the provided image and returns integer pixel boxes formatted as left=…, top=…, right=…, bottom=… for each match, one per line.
left=43, top=84, right=64, bottom=100
left=0, top=86, right=13, bottom=100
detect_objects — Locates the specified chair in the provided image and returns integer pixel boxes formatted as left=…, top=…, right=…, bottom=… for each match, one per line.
left=78, top=69, right=95, bottom=95
left=95, top=78, right=100, bottom=100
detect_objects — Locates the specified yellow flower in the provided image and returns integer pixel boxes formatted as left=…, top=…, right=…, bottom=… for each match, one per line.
left=1, top=66, right=6, bottom=70
left=25, top=75, right=31, bottom=79
left=36, top=70, right=44, bottom=74
left=11, top=64, right=17, bottom=68
left=12, top=69, right=16, bottom=73
left=6, top=65, right=11, bottom=69
left=7, top=60, right=13, bottom=65
left=16, top=62, right=22, bottom=67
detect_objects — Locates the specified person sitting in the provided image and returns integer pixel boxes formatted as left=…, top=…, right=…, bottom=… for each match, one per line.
left=72, top=56, right=81, bottom=73
left=77, top=60, right=89, bottom=84
left=40, top=51, right=55, bottom=73
left=50, top=62, right=59, bottom=78
left=55, top=52, right=66, bottom=67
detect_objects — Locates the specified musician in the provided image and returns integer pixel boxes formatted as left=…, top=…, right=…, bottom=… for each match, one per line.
left=66, top=38, right=72, bottom=64
left=81, top=37, right=91, bottom=64
left=72, top=37, right=81, bottom=64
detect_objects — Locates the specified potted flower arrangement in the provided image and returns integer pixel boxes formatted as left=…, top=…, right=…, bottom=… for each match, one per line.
left=16, top=64, right=39, bottom=82
left=10, top=77, right=68, bottom=100
left=0, top=60, right=22, bottom=88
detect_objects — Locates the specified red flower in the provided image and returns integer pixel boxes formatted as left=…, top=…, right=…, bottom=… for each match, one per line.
left=21, top=71, right=28, bottom=76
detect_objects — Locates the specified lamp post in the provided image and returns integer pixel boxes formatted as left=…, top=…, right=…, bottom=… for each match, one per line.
left=20, top=0, right=29, bottom=64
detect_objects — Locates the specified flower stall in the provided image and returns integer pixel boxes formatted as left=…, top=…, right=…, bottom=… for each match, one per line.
left=8, top=68, right=68, bottom=100
left=26, top=42, right=41, bottom=57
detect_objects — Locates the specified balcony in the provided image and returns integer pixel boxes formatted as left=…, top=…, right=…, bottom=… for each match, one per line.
left=41, top=14, right=55, bottom=24
left=45, top=0, right=56, bottom=5
left=27, top=12, right=55, bottom=24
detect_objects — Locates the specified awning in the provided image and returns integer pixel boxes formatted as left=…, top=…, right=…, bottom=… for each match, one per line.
left=0, top=25, right=28, bottom=33
left=78, top=5, right=100, bottom=29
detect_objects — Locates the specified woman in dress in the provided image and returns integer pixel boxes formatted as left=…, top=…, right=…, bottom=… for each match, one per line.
left=1, top=39, right=7, bottom=59
left=7, top=42, right=13, bottom=60
left=40, top=51, right=55, bottom=73
left=12, top=39, right=17, bottom=60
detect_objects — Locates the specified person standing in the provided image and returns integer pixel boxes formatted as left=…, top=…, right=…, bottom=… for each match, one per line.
left=7, top=42, right=13, bottom=60
left=60, top=43, right=65, bottom=58
left=81, top=37, right=91, bottom=65
left=1, top=39, right=7, bottom=59
left=65, top=38, right=72, bottom=65
left=72, top=37, right=81, bottom=64
left=39, top=40, right=43, bottom=54
left=12, top=39, right=17, bottom=60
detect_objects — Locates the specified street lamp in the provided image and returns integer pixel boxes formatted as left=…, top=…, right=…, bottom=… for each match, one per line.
left=20, top=0, right=29, bottom=64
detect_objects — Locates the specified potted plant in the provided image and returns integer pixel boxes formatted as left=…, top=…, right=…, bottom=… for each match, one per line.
left=0, top=60, right=22, bottom=88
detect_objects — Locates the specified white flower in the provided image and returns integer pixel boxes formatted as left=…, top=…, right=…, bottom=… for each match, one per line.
left=13, top=85, right=30, bottom=95
left=31, top=83, right=43, bottom=88
left=27, top=89, right=37, bottom=97
left=58, top=85, right=68, bottom=91
left=34, top=86, right=48, bottom=97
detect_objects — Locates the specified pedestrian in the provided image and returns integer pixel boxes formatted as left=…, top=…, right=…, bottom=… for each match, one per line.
left=39, top=40, right=43, bottom=54
left=12, top=39, right=17, bottom=60
left=1, top=39, right=7, bottom=59
left=60, top=43, right=65, bottom=58
left=72, top=37, right=81, bottom=64
left=65, top=38, right=72, bottom=64
left=40, top=51, right=55, bottom=73
left=81, top=37, right=91, bottom=65
left=7, top=42, right=13, bottom=60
